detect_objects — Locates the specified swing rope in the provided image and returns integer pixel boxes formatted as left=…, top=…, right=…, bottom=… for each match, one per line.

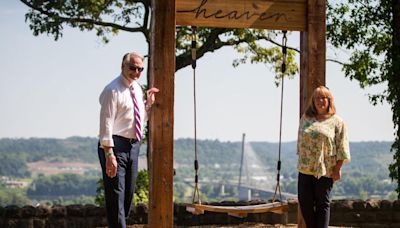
left=272, top=30, right=288, bottom=204
left=190, top=28, right=288, bottom=206
left=191, top=26, right=201, bottom=204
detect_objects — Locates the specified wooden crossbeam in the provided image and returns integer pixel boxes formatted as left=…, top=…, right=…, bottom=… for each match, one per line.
left=177, top=0, right=306, bottom=31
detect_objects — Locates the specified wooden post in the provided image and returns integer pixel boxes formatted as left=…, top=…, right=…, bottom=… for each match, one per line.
left=148, top=0, right=175, bottom=227
left=299, top=0, right=326, bottom=116
left=298, top=0, right=326, bottom=227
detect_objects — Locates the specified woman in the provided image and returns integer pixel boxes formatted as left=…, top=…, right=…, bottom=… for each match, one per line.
left=297, top=86, right=350, bottom=228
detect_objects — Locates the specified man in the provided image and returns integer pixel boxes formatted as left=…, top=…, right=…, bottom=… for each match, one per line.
left=98, top=52, right=159, bottom=228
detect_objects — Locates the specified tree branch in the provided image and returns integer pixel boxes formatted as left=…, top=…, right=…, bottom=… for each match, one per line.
left=176, top=28, right=251, bottom=70
left=176, top=29, right=301, bottom=70
left=142, top=0, right=151, bottom=41
left=255, top=34, right=299, bottom=53
left=327, top=58, right=346, bottom=66
left=20, top=0, right=146, bottom=34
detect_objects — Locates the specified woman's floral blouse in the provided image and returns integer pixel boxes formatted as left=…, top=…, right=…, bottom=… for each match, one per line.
left=297, top=114, right=350, bottom=178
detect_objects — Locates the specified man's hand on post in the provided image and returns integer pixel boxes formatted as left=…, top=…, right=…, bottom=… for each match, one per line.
left=146, top=87, right=159, bottom=111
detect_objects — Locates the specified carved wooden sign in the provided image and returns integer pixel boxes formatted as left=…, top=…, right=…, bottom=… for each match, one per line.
left=176, top=0, right=306, bottom=31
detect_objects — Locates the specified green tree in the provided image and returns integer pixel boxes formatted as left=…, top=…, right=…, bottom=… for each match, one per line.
left=327, top=0, right=400, bottom=197
left=27, top=173, right=98, bottom=197
left=173, top=182, right=189, bottom=203
left=133, top=169, right=149, bottom=205
left=0, top=186, right=31, bottom=207
left=387, top=191, right=398, bottom=200
left=95, top=179, right=105, bottom=206
left=0, top=154, right=30, bottom=178
left=359, top=190, right=368, bottom=201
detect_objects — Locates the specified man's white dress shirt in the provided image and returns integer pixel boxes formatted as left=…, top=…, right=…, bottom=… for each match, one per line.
left=99, top=75, right=146, bottom=147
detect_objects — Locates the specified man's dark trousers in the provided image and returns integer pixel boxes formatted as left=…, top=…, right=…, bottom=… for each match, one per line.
left=98, top=136, right=140, bottom=228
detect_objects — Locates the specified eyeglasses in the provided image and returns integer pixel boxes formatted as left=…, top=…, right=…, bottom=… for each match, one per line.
left=127, top=65, right=144, bottom=72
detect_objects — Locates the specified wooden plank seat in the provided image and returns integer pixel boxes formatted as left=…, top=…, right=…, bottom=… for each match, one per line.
left=186, top=201, right=288, bottom=218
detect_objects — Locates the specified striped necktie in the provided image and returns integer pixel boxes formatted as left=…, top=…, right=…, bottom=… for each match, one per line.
left=130, top=85, right=142, bottom=141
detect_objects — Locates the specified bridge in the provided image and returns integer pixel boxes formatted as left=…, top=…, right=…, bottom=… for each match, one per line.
left=177, top=134, right=296, bottom=202
left=237, top=135, right=296, bottom=200
left=180, top=178, right=296, bottom=202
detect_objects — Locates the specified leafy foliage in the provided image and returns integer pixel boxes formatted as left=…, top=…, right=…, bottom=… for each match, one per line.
left=21, top=0, right=149, bottom=43
left=133, top=169, right=149, bottom=205
left=327, top=0, right=391, bottom=94
left=327, top=0, right=400, bottom=196
left=0, top=153, right=30, bottom=178
left=0, top=185, right=31, bottom=207
left=95, top=178, right=105, bottom=206
left=27, top=173, right=98, bottom=197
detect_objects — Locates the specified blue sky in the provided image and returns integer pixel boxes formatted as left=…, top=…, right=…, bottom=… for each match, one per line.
left=0, top=1, right=395, bottom=142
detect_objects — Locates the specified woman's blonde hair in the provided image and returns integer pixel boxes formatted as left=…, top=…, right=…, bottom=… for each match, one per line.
left=305, top=86, right=336, bottom=117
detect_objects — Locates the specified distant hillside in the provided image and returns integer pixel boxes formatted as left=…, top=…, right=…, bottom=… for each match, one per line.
left=0, top=137, right=396, bottom=200
left=174, top=139, right=394, bottom=176
left=0, top=137, right=98, bottom=163
left=0, top=137, right=394, bottom=178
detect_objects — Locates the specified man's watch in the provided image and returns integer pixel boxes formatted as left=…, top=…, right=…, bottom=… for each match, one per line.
left=105, top=151, right=114, bottom=157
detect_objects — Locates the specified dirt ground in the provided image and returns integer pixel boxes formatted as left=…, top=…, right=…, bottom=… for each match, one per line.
left=124, top=224, right=297, bottom=228
left=122, top=224, right=350, bottom=228
left=122, top=223, right=351, bottom=228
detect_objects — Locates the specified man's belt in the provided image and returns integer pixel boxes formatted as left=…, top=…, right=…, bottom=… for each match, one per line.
left=113, top=135, right=138, bottom=144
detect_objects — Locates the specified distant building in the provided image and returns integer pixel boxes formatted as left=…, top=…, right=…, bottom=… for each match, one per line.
left=0, top=176, right=30, bottom=188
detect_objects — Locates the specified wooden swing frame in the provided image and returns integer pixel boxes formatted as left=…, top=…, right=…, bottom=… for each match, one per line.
left=148, top=0, right=326, bottom=227
left=185, top=28, right=289, bottom=218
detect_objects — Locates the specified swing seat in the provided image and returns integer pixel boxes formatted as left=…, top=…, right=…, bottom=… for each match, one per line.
left=186, top=201, right=288, bottom=218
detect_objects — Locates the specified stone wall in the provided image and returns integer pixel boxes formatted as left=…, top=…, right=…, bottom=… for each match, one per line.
left=328, top=199, right=400, bottom=228
left=0, top=204, right=147, bottom=228
left=1, top=199, right=400, bottom=228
